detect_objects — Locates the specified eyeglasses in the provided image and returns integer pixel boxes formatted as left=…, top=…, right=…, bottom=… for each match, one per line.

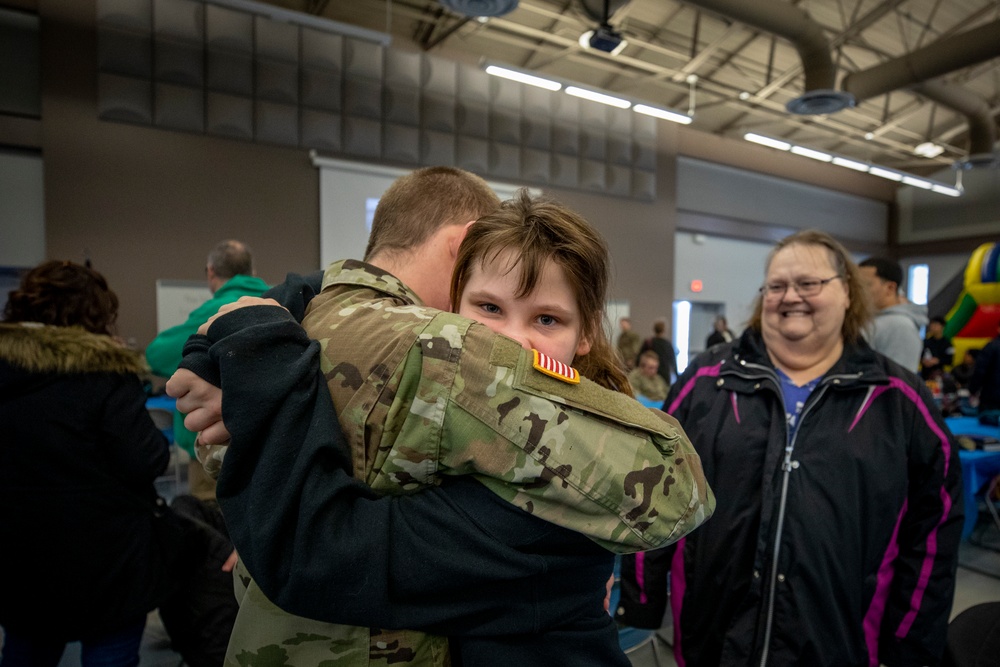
left=760, top=276, right=841, bottom=299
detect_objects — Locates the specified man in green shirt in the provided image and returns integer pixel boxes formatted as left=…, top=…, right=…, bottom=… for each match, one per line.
left=146, top=239, right=268, bottom=498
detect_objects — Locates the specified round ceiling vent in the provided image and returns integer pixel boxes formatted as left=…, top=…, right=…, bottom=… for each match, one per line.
left=439, top=0, right=519, bottom=17
left=786, top=89, right=856, bottom=115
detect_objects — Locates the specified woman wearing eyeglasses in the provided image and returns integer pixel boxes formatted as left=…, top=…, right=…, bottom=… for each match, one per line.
left=617, top=230, right=963, bottom=667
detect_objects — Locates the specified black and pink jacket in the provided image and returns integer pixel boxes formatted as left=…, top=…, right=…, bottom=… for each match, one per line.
left=619, top=329, right=963, bottom=667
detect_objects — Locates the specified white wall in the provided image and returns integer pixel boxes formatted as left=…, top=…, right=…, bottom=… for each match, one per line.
left=673, top=232, right=774, bottom=334
left=0, top=150, right=44, bottom=267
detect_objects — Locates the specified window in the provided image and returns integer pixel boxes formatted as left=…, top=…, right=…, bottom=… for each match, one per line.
left=673, top=300, right=691, bottom=375
left=907, top=264, right=929, bottom=305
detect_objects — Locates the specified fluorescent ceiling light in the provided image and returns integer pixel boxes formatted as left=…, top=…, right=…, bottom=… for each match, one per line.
left=931, top=184, right=962, bottom=197
left=633, top=104, right=692, bottom=125
left=484, top=65, right=561, bottom=91
left=831, top=157, right=869, bottom=172
left=564, top=86, right=631, bottom=108
left=868, top=167, right=903, bottom=181
left=914, top=142, right=945, bottom=158
left=902, top=176, right=933, bottom=190
left=790, top=146, right=833, bottom=162
left=744, top=133, right=791, bottom=151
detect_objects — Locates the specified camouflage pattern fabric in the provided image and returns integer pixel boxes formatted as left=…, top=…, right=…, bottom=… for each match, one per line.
left=227, top=555, right=448, bottom=667
left=224, top=259, right=714, bottom=666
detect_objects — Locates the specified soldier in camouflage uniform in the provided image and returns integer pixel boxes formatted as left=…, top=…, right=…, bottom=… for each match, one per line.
left=170, top=173, right=714, bottom=666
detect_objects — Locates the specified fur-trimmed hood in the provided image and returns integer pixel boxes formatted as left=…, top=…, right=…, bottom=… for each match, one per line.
left=0, top=322, right=145, bottom=376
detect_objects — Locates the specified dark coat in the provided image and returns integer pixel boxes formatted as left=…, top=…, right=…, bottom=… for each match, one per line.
left=622, top=329, right=963, bottom=667
left=970, top=335, right=1000, bottom=412
left=0, top=323, right=175, bottom=640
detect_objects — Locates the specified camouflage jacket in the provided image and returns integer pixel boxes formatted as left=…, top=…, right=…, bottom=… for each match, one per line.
left=196, top=260, right=714, bottom=667
left=307, top=260, right=712, bottom=546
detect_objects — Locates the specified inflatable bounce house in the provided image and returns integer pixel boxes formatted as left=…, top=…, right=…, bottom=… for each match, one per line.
left=943, top=242, right=1000, bottom=366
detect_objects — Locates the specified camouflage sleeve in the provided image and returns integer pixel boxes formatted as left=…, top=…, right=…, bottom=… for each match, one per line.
left=392, top=314, right=715, bottom=553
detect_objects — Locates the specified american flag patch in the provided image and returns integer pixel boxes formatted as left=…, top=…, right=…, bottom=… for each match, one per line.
left=532, top=349, right=580, bottom=384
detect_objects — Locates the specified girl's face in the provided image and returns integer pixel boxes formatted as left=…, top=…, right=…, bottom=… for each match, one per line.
left=458, top=249, right=591, bottom=365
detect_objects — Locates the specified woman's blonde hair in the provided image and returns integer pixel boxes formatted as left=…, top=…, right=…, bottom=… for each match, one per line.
left=747, top=229, right=872, bottom=344
left=450, top=190, right=631, bottom=395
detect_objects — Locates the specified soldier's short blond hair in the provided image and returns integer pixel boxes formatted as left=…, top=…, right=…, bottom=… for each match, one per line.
left=364, top=167, right=501, bottom=261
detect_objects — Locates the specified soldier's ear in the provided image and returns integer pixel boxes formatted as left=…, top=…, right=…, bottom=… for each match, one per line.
left=575, top=335, right=592, bottom=358
left=447, top=220, right=476, bottom=259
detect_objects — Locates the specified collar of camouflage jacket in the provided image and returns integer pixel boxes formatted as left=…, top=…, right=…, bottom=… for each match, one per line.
left=321, top=259, right=424, bottom=306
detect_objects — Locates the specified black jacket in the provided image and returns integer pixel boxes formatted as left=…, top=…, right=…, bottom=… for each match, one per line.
left=620, top=329, right=963, bottom=667
left=970, top=335, right=1000, bottom=411
left=0, top=323, right=174, bottom=640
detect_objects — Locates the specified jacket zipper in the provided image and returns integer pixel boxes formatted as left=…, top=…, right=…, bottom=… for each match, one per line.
left=733, top=363, right=863, bottom=667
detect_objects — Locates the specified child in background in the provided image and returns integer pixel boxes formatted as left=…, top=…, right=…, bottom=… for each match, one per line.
left=627, top=350, right=669, bottom=404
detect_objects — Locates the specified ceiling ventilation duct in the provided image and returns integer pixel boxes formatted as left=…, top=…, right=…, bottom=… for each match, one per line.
left=840, top=20, right=1000, bottom=103
left=841, top=18, right=1000, bottom=167
left=677, top=0, right=855, bottom=115
left=914, top=82, right=998, bottom=170
left=438, top=0, right=518, bottom=17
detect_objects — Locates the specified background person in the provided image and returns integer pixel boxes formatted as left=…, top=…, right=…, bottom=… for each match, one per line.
left=859, top=256, right=927, bottom=372
left=616, top=316, right=641, bottom=370
left=628, top=350, right=669, bottom=403
left=144, top=241, right=262, bottom=666
left=0, top=261, right=179, bottom=667
left=638, top=319, right=677, bottom=386
left=145, top=239, right=268, bottom=500
left=970, top=323, right=1000, bottom=414
left=951, top=349, right=979, bottom=390
left=705, top=314, right=735, bottom=348
left=921, top=315, right=955, bottom=380
left=619, top=230, right=962, bottom=667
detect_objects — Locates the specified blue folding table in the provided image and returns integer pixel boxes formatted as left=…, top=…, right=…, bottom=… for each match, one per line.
left=945, top=416, right=1000, bottom=541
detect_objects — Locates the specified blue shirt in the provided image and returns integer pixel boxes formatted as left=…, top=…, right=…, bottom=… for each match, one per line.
left=775, top=368, right=820, bottom=440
